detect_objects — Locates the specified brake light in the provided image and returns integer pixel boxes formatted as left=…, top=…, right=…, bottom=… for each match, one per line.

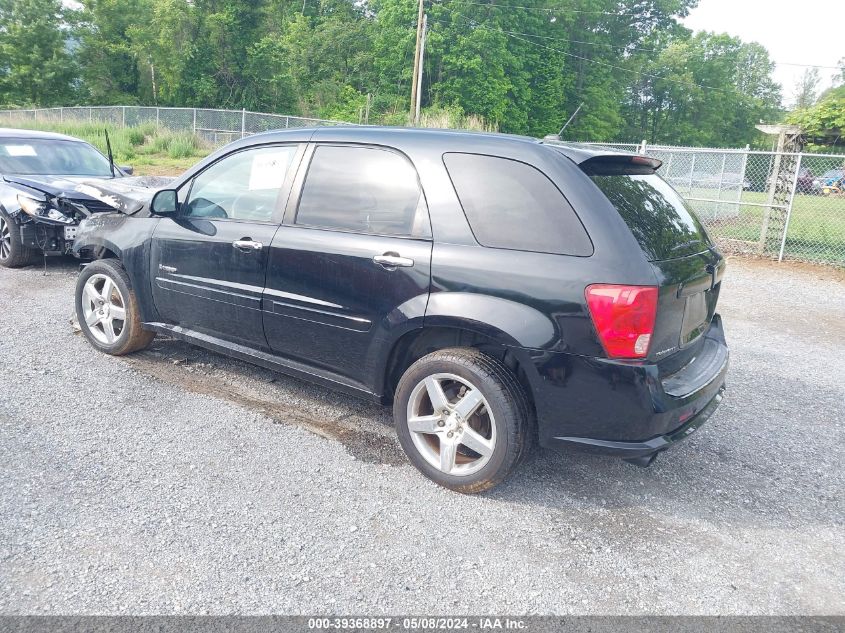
left=630, top=155, right=662, bottom=169
left=585, top=284, right=658, bottom=359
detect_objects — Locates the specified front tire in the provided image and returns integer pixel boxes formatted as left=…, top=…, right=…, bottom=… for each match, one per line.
left=393, top=348, right=531, bottom=494
left=75, top=259, right=155, bottom=355
left=0, top=210, right=39, bottom=268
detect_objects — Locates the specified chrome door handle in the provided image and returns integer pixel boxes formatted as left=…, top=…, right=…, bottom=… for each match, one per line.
left=373, top=253, right=414, bottom=269
left=158, top=264, right=177, bottom=274
left=374, top=254, right=414, bottom=267
left=233, top=239, right=263, bottom=251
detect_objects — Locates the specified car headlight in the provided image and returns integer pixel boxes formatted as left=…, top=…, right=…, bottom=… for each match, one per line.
left=17, top=194, right=74, bottom=225
left=17, top=194, right=47, bottom=216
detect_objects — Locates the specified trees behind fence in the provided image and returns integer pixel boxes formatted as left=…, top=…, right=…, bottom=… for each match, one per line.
left=1, top=106, right=843, bottom=267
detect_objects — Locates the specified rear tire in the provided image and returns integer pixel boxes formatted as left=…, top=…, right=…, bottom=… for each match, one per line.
left=393, top=348, right=531, bottom=494
left=75, top=259, right=155, bottom=355
left=0, top=210, right=39, bottom=268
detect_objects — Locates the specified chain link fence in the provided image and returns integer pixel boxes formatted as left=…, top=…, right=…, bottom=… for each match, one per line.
left=1, top=107, right=843, bottom=266
left=0, top=106, right=352, bottom=147
left=577, top=142, right=845, bottom=266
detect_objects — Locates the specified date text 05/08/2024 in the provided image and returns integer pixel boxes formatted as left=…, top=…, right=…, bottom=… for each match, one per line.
left=307, top=617, right=527, bottom=630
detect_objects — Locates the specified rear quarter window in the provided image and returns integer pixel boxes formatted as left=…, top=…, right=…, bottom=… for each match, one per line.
left=590, top=174, right=713, bottom=261
left=443, top=153, right=592, bottom=256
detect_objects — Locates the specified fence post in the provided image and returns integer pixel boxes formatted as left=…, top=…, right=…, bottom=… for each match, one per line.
left=60, top=107, right=63, bottom=122
left=777, top=153, right=802, bottom=262
left=738, top=144, right=750, bottom=198
left=122, top=106, right=126, bottom=127
left=639, top=139, right=647, bottom=155
left=687, top=153, right=697, bottom=195
left=715, top=153, right=727, bottom=220
left=34, top=109, right=38, bottom=123
left=156, top=107, right=160, bottom=128
left=285, top=116, right=290, bottom=129
left=192, top=108, right=197, bottom=133
left=241, top=108, right=246, bottom=138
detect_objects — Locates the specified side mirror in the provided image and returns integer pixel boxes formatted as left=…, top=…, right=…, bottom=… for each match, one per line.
left=150, top=189, right=179, bottom=216
left=119, top=165, right=134, bottom=175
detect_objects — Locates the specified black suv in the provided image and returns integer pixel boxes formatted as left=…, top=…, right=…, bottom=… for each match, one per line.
left=73, top=127, right=728, bottom=493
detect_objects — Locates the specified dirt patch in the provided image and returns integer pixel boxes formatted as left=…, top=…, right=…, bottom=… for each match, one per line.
left=124, top=345, right=406, bottom=467
left=727, top=254, right=845, bottom=282
left=132, top=164, right=186, bottom=178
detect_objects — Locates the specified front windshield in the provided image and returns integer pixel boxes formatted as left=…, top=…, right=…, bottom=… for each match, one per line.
left=0, top=138, right=113, bottom=177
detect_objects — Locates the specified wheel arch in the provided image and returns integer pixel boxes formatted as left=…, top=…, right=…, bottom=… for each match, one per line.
left=75, top=237, right=123, bottom=261
left=380, top=323, right=539, bottom=416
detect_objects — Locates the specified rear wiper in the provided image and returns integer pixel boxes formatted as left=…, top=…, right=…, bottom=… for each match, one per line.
left=670, top=239, right=703, bottom=252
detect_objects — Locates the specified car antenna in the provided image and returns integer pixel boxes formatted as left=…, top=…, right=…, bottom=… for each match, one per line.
left=105, top=128, right=115, bottom=178
left=558, top=102, right=584, bottom=138
left=543, top=102, right=584, bottom=142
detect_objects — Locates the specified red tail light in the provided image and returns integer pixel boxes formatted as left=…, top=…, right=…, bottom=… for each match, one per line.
left=585, top=284, right=658, bottom=359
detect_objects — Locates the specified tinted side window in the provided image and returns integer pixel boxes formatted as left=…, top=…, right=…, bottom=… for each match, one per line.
left=443, top=153, right=592, bottom=256
left=185, top=145, right=298, bottom=221
left=296, top=146, right=429, bottom=237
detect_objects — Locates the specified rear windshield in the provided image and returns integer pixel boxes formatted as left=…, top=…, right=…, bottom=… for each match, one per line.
left=590, top=174, right=713, bottom=261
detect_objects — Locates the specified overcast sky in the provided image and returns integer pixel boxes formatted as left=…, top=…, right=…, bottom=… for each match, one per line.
left=682, top=0, right=842, bottom=107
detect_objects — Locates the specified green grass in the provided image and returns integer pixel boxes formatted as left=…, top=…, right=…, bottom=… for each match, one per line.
left=687, top=190, right=845, bottom=265
left=0, top=120, right=211, bottom=175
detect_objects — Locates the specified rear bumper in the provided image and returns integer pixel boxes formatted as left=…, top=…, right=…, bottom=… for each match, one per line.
left=552, top=383, right=725, bottom=459
left=528, top=314, right=729, bottom=458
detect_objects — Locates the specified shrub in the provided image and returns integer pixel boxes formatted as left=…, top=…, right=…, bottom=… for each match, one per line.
left=167, top=133, right=199, bottom=158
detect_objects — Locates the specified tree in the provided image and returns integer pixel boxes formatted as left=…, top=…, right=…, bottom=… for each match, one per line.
left=0, top=0, right=78, bottom=106
left=786, top=90, right=845, bottom=146
left=77, top=0, right=154, bottom=104
left=0, top=0, right=788, bottom=144
left=793, top=68, right=820, bottom=109
left=621, top=32, right=782, bottom=147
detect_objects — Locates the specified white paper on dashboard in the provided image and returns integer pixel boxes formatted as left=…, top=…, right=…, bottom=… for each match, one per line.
left=249, top=151, right=290, bottom=190
left=5, top=145, right=38, bottom=157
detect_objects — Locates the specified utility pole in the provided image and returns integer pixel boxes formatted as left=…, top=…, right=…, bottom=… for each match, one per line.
left=409, top=0, right=425, bottom=124
left=413, top=14, right=427, bottom=126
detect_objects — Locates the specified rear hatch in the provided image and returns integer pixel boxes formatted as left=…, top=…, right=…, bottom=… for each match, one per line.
left=584, top=156, right=725, bottom=374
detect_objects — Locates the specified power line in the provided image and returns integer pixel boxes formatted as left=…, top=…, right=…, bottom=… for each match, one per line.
left=434, top=0, right=654, bottom=17
left=434, top=2, right=844, bottom=70
left=433, top=14, right=843, bottom=76
left=775, top=62, right=842, bottom=70
left=431, top=14, right=735, bottom=95
left=485, top=29, right=662, bottom=54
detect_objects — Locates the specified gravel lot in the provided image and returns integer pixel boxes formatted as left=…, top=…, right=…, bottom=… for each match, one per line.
left=0, top=256, right=843, bottom=615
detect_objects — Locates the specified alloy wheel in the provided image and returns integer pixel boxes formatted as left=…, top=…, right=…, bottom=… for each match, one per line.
left=406, top=373, right=497, bottom=476
left=0, top=216, right=10, bottom=261
left=81, top=273, right=127, bottom=345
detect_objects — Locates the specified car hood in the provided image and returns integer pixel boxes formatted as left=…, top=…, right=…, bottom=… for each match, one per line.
left=3, top=174, right=175, bottom=214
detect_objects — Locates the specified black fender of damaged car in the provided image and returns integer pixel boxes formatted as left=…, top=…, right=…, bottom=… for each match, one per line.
left=74, top=213, right=158, bottom=283
left=71, top=127, right=664, bottom=405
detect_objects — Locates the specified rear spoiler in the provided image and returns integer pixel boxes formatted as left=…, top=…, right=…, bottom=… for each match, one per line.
left=579, top=155, right=663, bottom=176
